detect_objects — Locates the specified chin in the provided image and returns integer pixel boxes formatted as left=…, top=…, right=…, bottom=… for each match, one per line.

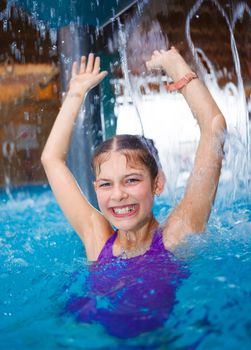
left=112, top=217, right=148, bottom=233
left=106, top=216, right=136, bottom=231
left=116, top=224, right=137, bottom=232
left=112, top=221, right=135, bottom=232
left=103, top=209, right=152, bottom=232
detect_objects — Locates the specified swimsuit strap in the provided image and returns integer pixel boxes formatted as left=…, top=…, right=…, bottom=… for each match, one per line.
left=97, top=231, right=118, bottom=261
left=97, top=227, right=165, bottom=262
left=150, top=226, right=165, bottom=250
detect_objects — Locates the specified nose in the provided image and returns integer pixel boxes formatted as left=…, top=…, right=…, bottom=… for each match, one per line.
left=110, top=184, right=128, bottom=202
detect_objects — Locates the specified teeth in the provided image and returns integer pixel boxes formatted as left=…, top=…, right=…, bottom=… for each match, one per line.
left=113, top=205, right=135, bottom=214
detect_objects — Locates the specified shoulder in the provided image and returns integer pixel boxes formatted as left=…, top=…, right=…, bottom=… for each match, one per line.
left=84, top=222, right=114, bottom=261
left=161, top=204, right=203, bottom=250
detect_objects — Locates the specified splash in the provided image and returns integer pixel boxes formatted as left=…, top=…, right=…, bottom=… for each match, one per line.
left=113, top=0, right=250, bottom=205
left=117, top=18, right=145, bottom=135
left=185, top=0, right=249, bottom=204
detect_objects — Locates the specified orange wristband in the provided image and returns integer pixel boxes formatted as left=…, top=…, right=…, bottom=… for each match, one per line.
left=165, top=72, right=197, bottom=92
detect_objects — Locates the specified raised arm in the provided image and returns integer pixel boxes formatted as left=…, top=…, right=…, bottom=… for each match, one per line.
left=146, top=48, right=227, bottom=247
left=41, top=54, right=113, bottom=260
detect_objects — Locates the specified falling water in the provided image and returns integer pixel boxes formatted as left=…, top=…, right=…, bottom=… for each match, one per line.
left=185, top=0, right=250, bottom=204
left=117, top=18, right=145, bottom=135
left=2, top=141, right=14, bottom=200
left=1, top=0, right=250, bottom=204
left=0, top=0, right=60, bottom=198
left=0, top=1, right=251, bottom=348
left=112, top=0, right=250, bottom=205
left=232, top=0, right=251, bottom=187
left=0, top=1, right=12, bottom=22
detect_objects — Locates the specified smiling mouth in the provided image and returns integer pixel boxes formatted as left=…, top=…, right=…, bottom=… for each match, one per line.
left=110, top=204, right=138, bottom=217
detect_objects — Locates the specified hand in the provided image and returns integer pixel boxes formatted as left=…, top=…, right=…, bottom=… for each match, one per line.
left=69, top=53, right=108, bottom=96
left=146, top=47, right=191, bottom=81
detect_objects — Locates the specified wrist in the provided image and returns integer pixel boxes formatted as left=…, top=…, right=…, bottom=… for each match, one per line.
left=165, top=71, right=198, bottom=92
left=164, top=65, right=192, bottom=82
left=67, top=92, right=83, bottom=99
left=67, top=87, right=87, bottom=99
left=163, top=55, right=192, bottom=81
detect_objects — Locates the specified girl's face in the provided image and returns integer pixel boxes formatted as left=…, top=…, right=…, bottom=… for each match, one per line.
left=94, top=151, right=157, bottom=232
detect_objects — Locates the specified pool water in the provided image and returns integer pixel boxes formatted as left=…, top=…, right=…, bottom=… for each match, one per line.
left=0, top=185, right=250, bottom=349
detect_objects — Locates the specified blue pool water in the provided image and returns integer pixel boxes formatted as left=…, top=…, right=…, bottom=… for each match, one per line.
left=0, top=185, right=250, bottom=349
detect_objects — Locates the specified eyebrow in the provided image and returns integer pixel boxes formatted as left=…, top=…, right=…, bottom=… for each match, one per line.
left=95, top=178, right=111, bottom=183
left=96, top=172, right=144, bottom=182
left=124, top=172, right=144, bottom=178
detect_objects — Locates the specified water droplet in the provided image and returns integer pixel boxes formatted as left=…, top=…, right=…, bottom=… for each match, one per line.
left=50, top=8, right=56, bottom=18
left=215, top=276, right=227, bottom=282
left=3, top=19, right=8, bottom=32
left=24, top=112, right=30, bottom=121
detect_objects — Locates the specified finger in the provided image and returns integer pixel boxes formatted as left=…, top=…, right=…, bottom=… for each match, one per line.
left=79, top=56, right=86, bottom=74
left=146, top=61, right=155, bottom=71
left=145, top=61, right=151, bottom=70
left=86, top=53, right=94, bottom=73
left=89, top=71, right=108, bottom=89
left=151, top=53, right=158, bottom=61
left=97, top=70, right=108, bottom=80
left=95, top=71, right=108, bottom=83
left=71, top=61, right=78, bottom=77
left=93, top=56, right=101, bottom=74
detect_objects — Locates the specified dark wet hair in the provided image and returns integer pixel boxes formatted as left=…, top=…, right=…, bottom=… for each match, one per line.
left=91, top=134, right=161, bottom=180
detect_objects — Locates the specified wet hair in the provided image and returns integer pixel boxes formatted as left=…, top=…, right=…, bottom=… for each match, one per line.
left=91, top=134, right=162, bottom=180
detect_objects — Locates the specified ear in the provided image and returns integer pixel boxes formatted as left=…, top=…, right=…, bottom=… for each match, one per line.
left=154, top=170, right=166, bottom=196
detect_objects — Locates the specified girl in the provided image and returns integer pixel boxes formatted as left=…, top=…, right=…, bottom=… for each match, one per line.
left=42, top=48, right=226, bottom=338
left=41, top=47, right=226, bottom=262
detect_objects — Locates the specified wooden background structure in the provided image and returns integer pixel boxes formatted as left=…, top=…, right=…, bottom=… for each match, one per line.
left=0, top=1, right=60, bottom=187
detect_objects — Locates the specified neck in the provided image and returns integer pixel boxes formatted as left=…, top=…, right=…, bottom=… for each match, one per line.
left=117, top=216, right=158, bottom=254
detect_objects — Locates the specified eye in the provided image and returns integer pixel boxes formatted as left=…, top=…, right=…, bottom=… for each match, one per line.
left=126, top=178, right=140, bottom=184
left=99, top=182, right=111, bottom=188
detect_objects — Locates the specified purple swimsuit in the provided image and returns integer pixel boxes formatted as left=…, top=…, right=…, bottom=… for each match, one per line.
left=97, top=227, right=168, bottom=261
left=66, top=228, right=188, bottom=338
